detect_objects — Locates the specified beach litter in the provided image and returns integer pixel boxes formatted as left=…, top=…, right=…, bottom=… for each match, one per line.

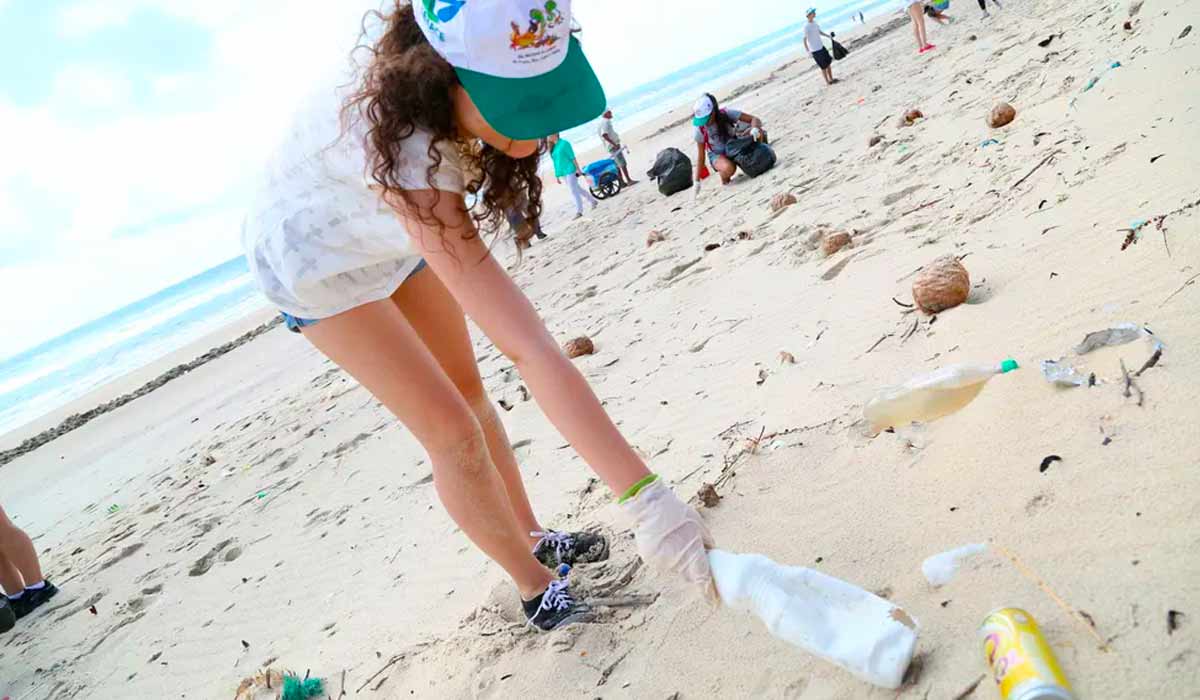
left=563, top=336, right=595, bottom=359
left=821, top=231, right=852, bottom=256
left=1082, top=61, right=1122, bottom=92
left=709, top=549, right=918, bottom=688
left=1041, top=360, right=1091, bottom=387
left=1181, top=25, right=1193, bottom=39
left=987, top=102, right=1016, bottom=128
left=1074, top=323, right=1160, bottom=355
left=912, top=255, right=970, bottom=314
left=770, top=192, right=797, bottom=212
left=921, top=543, right=987, bottom=587
left=900, top=108, right=924, bottom=127
left=645, top=229, right=667, bottom=247
left=979, top=138, right=1001, bottom=148
left=235, top=669, right=325, bottom=700
left=696, top=483, right=721, bottom=507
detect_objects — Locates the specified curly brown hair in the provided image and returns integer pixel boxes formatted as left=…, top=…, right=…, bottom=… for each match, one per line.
left=341, top=1, right=543, bottom=241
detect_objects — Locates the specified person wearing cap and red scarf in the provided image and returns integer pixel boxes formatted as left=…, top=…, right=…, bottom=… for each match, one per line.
left=692, top=93, right=768, bottom=185
left=242, top=0, right=715, bottom=632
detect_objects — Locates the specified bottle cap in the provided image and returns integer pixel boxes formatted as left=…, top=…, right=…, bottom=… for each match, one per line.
left=1000, top=359, right=1019, bottom=373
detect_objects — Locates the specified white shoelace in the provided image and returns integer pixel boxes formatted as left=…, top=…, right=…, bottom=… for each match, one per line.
left=531, top=530, right=574, bottom=559
left=537, top=578, right=574, bottom=615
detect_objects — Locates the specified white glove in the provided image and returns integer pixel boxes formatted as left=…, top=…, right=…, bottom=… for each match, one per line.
left=621, top=478, right=717, bottom=602
left=749, top=126, right=763, bottom=141
left=692, top=179, right=703, bottom=200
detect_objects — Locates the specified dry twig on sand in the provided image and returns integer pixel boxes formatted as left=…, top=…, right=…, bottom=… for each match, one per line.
left=1011, top=149, right=1063, bottom=190
left=1120, top=360, right=1144, bottom=406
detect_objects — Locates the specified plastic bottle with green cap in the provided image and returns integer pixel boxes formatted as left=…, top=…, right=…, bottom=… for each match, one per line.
left=864, top=359, right=1019, bottom=433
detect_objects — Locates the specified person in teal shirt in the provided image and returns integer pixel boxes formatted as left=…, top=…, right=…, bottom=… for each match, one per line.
left=548, top=133, right=598, bottom=218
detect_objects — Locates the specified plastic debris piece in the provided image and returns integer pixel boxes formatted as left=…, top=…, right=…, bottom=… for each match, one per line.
left=1041, top=359, right=1090, bottom=387
left=1074, top=323, right=1147, bottom=354
left=921, top=543, right=988, bottom=587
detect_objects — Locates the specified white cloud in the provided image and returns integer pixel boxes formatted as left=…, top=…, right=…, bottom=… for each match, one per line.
left=56, top=0, right=144, bottom=37
left=5, top=1, right=380, bottom=354
left=50, top=64, right=135, bottom=109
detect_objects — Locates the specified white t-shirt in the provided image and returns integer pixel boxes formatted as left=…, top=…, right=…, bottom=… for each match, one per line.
left=242, top=84, right=465, bottom=320
left=597, top=117, right=621, bottom=153
left=804, top=22, right=825, bottom=53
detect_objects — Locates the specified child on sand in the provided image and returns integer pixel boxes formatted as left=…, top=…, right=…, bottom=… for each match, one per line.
left=692, top=93, right=768, bottom=185
left=0, top=504, right=59, bottom=632
left=242, top=0, right=715, bottom=632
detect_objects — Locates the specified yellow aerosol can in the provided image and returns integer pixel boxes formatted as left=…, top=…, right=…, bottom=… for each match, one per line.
left=980, top=608, right=1074, bottom=700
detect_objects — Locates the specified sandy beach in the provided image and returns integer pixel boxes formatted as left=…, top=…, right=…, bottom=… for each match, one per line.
left=2, top=0, right=1198, bottom=697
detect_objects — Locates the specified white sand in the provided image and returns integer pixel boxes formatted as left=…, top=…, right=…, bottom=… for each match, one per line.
left=2, top=1, right=1198, bottom=697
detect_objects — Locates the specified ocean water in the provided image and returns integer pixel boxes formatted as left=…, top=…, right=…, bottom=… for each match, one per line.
left=0, top=0, right=895, bottom=439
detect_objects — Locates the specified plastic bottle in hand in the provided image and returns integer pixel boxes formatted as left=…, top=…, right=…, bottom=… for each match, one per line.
left=708, top=549, right=919, bottom=689
left=864, top=359, right=1018, bottom=433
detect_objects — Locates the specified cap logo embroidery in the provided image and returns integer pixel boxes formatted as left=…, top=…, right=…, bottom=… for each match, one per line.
left=510, top=1, right=563, bottom=50
left=422, top=0, right=466, bottom=40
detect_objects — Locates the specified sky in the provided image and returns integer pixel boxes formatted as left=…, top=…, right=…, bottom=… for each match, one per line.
left=0, top=0, right=805, bottom=359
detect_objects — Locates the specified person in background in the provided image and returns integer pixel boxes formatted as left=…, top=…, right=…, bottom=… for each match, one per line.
left=924, top=2, right=952, bottom=24
left=507, top=191, right=547, bottom=249
left=597, top=109, right=636, bottom=186
left=804, top=8, right=837, bottom=86
left=976, top=0, right=1002, bottom=19
left=548, top=133, right=599, bottom=219
left=692, top=93, right=767, bottom=185
left=0, top=505, right=59, bottom=629
left=859, top=11, right=866, bottom=23
left=903, top=0, right=936, bottom=53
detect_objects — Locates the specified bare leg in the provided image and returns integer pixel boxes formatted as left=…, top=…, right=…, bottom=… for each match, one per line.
left=0, top=506, right=41, bottom=591
left=300, top=300, right=553, bottom=599
left=714, top=155, right=737, bottom=184
left=0, top=550, right=24, bottom=596
left=909, top=3, right=926, bottom=48
left=391, top=268, right=543, bottom=545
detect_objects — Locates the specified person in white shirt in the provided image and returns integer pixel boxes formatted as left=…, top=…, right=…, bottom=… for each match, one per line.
left=804, top=8, right=837, bottom=86
left=241, top=0, right=715, bottom=632
left=597, top=109, right=635, bottom=186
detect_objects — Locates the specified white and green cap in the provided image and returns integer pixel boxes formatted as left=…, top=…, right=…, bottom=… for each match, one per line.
left=416, top=0, right=606, bottom=140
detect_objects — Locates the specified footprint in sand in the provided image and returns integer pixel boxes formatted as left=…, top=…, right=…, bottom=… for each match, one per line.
left=189, top=538, right=234, bottom=577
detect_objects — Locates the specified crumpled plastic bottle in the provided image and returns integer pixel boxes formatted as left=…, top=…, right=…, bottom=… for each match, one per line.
left=709, top=549, right=919, bottom=689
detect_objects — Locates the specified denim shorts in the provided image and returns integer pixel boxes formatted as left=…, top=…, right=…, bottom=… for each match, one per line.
left=281, top=259, right=427, bottom=333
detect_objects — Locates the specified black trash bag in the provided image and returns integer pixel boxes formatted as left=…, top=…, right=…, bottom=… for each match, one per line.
left=647, top=147, right=693, bottom=196
left=831, top=32, right=849, bottom=60
left=725, top=137, right=777, bottom=178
